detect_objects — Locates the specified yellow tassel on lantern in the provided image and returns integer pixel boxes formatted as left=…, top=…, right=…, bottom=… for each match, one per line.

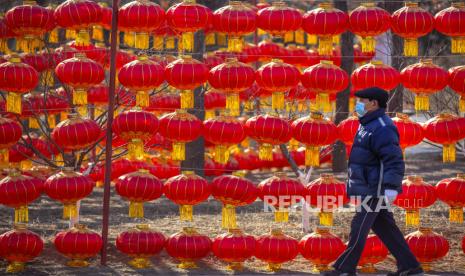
left=128, top=257, right=152, bottom=269
left=226, top=94, right=240, bottom=116
left=217, top=33, right=227, bottom=46
left=284, top=32, right=294, bottom=44
left=222, top=204, right=237, bottom=229
left=153, top=35, right=164, bottom=50
left=73, top=89, right=88, bottom=105
left=48, top=115, right=56, bottom=128
left=49, top=28, right=60, bottom=43
left=316, top=93, right=331, bottom=112
left=6, top=262, right=26, bottom=273
left=319, top=211, right=333, bottom=226
left=241, top=138, right=249, bottom=148
left=257, top=28, right=267, bottom=37
left=55, top=154, right=64, bottom=165
left=349, top=98, right=355, bottom=112
left=166, top=37, right=175, bottom=49
left=41, top=70, right=54, bottom=87
left=449, top=207, right=463, bottom=223
left=66, top=29, right=76, bottom=40
left=295, top=30, right=305, bottom=45
left=180, top=90, right=194, bottom=109
left=307, top=34, right=317, bottom=45
left=76, top=29, right=91, bottom=47
left=244, top=100, right=254, bottom=112
left=312, top=264, right=331, bottom=273
left=67, top=259, right=89, bottom=267
left=205, top=33, right=216, bottom=46
left=459, top=97, right=465, bottom=112
left=318, top=36, right=333, bottom=56
left=172, top=142, right=186, bottom=161
left=63, top=203, right=78, bottom=219
left=92, top=25, right=104, bottom=42
left=214, top=145, right=230, bottom=164
left=451, top=37, right=465, bottom=54
left=14, top=206, right=29, bottom=223
left=274, top=209, right=289, bottom=223
left=181, top=32, right=194, bottom=52
left=136, top=91, right=150, bottom=107
left=259, top=143, right=273, bottom=161
left=127, top=139, right=144, bottom=160
left=0, top=39, right=8, bottom=53
left=29, top=118, right=40, bottom=129
left=227, top=36, right=243, bottom=53
left=405, top=209, right=420, bottom=226
left=415, top=94, right=430, bottom=111
left=6, top=93, right=22, bottom=114
left=0, top=149, right=8, bottom=168
left=135, top=32, right=149, bottom=49
left=124, top=32, right=136, bottom=47
left=305, top=146, right=320, bottom=167
left=289, top=138, right=299, bottom=150
left=332, top=35, right=340, bottom=45
left=129, top=201, right=144, bottom=218
left=77, top=105, right=87, bottom=117
left=404, top=38, right=418, bottom=57
left=443, top=144, right=456, bottom=163
left=227, top=262, right=244, bottom=271
left=267, top=263, right=281, bottom=272
left=178, top=261, right=198, bottom=269
left=20, top=159, right=32, bottom=170
left=179, top=205, right=193, bottom=221
left=272, top=92, right=285, bottom=110
left=205, top=109, right=215, bottom=120
left=361, top=36, right=376, bottom=53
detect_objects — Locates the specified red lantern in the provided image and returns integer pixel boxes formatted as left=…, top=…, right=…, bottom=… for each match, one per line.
left=392, top=113, right=424, bottom=151
left=115, top=169, right=163, bottom=218
left=204, top=89, right=226, bottom=119
left=0, top=16, right=15, bottom=53
left=52, top=114, right=102, bottom=151
left=214, top=1, right=256, bottom=52
left=448, top=65, right=465, bottom=112
left=0, top=224, right=43, bottom=273
left=164, top=56, right=209, bottom=109
left=349, top=3, right=390, bottom=53
left=436, top=174, right=465, bottom=223
left=302, top=3, right=348, bottom=56
left=299, top=227, right=346, bottom=273
left=351, top=60, right=400, bottom=91
left=165, top=227, right=212, bottom=269
left=257, top=2, right=302, bottom=38
left=391, top=2, right=434, bottom=56
left=401, top=59, right=448, bottom=111
left=43, top=168, right=95, bottom=219
left=301, top=60, right=348, bottom=112
left=358, top=234, right=388, bottom=273
left=163, top=171, right=210, bottom=221
left=305, top=174, right=348, bottom=226
left=116, top=224, right=165, bottom=269
left=405, top=227, right=449, bottom=272
left=166, top=1, right=212, bottom=52
left=54, top=224, right=103, bottom=267
left=423, top=113, right=465, bottom=163
left=255, top=228, right=299, bottom=272
left=211, top=173, right=257, bottom=229
left=0, top=170, right=42, bottom=223
left=245, top=114, right=291, bottom=161
left=291, top=112, right=337, bottom=167
left=0, top=116, right=22, bottom=165
left=118, top=0, right=165, bottom=49
left=147, top=91, right=181, bottom=115
left=336, top=114, right=359, bottom=150
left=204, top=116, right=245, bottom=164
left=212, top=228, right=256, bottom=271
left=435, top=3, right=465, bottom=54
left=393, top=175, right=437, bottom=226
left=257, top=172, right=304, bottom=223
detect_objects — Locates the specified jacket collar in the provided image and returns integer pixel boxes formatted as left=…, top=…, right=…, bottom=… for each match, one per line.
left=359, top=108, right=386, bottom=125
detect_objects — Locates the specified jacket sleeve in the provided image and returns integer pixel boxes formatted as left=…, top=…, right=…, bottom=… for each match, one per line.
left=370, top=125, right=405, bottom=192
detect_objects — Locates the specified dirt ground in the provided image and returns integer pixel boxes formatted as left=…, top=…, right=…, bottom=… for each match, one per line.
left=1, top=146, right=465, bottom=276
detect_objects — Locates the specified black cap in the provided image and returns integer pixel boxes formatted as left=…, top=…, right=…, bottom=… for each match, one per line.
left=354, top=87, right=389, bottom=108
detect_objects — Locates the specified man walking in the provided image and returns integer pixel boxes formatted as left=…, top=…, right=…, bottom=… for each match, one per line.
left=324, top=87, right=423, bottom=276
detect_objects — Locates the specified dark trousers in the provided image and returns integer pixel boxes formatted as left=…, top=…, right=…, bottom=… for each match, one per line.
left=333, top=197, right=420, bottom=273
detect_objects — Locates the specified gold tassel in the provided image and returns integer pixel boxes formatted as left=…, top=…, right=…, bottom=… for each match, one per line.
left=166, top=37, right=175, bottom=50
left=136, top=91, right=150, bottom=107
left=226, top=94, right=240, bottom=116
left=48, top=115, right=56, bottom=128
left=96, top=181, right=103, bottom=188
left=63, top=203, right=78, bottom=219
left=307, top=34, right=317, bottom=45
left=65, top=29, right=76, bottom=40
left=67, top=259, right=89, bottom=267
left=205, top=110, right=215, bottom=120
left=92, top=26, right=104, bottom=42
left=129, top=201, right=144, bottom=218
left=289, top=138, right=299, bottom=150
left=77, top=105, right=87, bottom=117
left=227, top=262, right=244, bottom=271
left=180, top=90, right=194, bottom=109
left=221, top=204, right=237, bottom=229
left=267, top=263, right=281, bottom=272
left=0, top=39, right=8, bottom=53
left=284, top=32, right=294, bottom=43
left=443, top=144, right=456, bottom=163
left=349, top=98, right=355, bottom=112
left=272, top=92, right=285, bottom=110
left=241, top=138, right=249, bottom=148
left=274, top=210, right=289, bottom=223
left=29, top=118, right=40, bottom=129
left=405, top=209, right=420, bottom=226
left=451, top=37, right=465, bottom=54
left=179, top=205, right=193, bottom=221
left=214, top=145, right=229, bottom=164
left=244, top=100, right=254, bottom=112
left=172, top=142, right=186, bottom=161
left=14, top=206, right=29, bottom=223
left=20, top=159, right=32, bottom=170
left=257, top=28, right=267, bottom=37
left=361, top=36, right=376, bottom=53
left=449, top=207, right=463, bottom=223
left=128, top=258, right=152, bottom=269
left=73, top=89, right=88, bottom=105
left=205, top=33, right=216, bottom=46
left=7, top=93, right=22, bottom=114
left=415, top=94, right=430, bottom=111
left=316, top=93, right=331, bottom=112
left=76, top=30, right=91, bottom=47
left=6, top=262, right=25, bottom=273
left=60, top=112, right=69, bottom=121
left=404, top=38, right=418, bottom=57
left=135, top=32, right=149, bottom=50
left=319, top=211, right=333, bottom=226
left=124, top=32, right=135, bottom=48
left=0, top=149, right=8, bottom=168
left=178, top=261, right=198, bottom=269
left=295, top=30, right=305, bottom=45
left=312, top=264, right=330, bottom=273
left=153, top=36, right=164, bottom=50
left=127, top=139, right=144, bottom=160
left=55, top=154, right=64, bottom=165
left=49, top=28, right=60, bottom=43
left=319, top=36, right=333, bottom=55
left=332, top=35, right=340, bottom=45
left=286, top=101, right=297, bottom=113
left=181, top=32, right=194, bottom=52
left=305, top=146, right=320, bottom=167
left=459, top=97, right=465, bottom=113
left=259, top=143, right=273, bottom=161
left=217, top=33, right=227, bottom=46
left=421, top=262, right=431, bottom=272
left=41, top=70, right=54, bottom=87
left=227, top=36, right=243, bottom=53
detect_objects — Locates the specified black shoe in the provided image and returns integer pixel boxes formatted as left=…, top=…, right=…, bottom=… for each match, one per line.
left=386, top=266, right=424, bottom=276
left=321, top=270, right=356, bottom=276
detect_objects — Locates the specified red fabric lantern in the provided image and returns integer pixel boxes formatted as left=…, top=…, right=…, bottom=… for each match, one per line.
left=448, top=65, right=465, bottom=112
left=0, top=116, right=22, bottom=165
left=351, top=60, right=400, bottom=91
left=257, top=172, right=304, bottom=223
left=302, top=3, right=348, bottom=56
left=245, top=114, right=291, bottom=161
left=163, top=171, right=210, bottom=221
left=291, top=112, right=337, bottom=167
left=257, top=2, right=302, bottom=37
left=165, top=227, right=212, bottom=269
left=116, top=224, right=165, bottom=269
left=392, top=113, right=424, bottom=151
left=391, top=2, right=434, bottom=56
left=436, top=174, right=465, bottom=223
left=393, top=175, right=437, bottom=226
left=349, top=3, right=390, bottom=53
left=423, top=113, right=465, bottom=163
left=43, top=168, right=95, bottom=219
left=204, top=89, right=226, bottom=119
left=299, top=227, right=346, bottom=273
left=301, top=60, right=348, bottom=112
left=401, top=59, right=448, bottom=111
left=54, top=224, right=102, bottom=267
left=405, top=227, right=449, bottom=272
left=358, top=234, right=389, bottom=273
left=212, top=228, right=256, bottom=271
left=211, top=173, right=257, bottom=229
left=115, top=169, right=163, bottom=218
left=255, top=228, right=299, bottom=272
left=435, top=3, right=465, bottom=54
left=305, top=174, right=348, bottom=226
left=0, top=170, right=42, bottom=223
left=336, top=114, right=359, bottom=150
left=0, top=224, right=43, bottom=273
left=147, top=91, right=181, bottom=115
left=204, top=116, right=245, bottom=164
left=52, top=114, right=101, bottom=151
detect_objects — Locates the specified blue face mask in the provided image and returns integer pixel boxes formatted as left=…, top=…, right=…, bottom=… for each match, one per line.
left=355, top=101, right=367, bottom=117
